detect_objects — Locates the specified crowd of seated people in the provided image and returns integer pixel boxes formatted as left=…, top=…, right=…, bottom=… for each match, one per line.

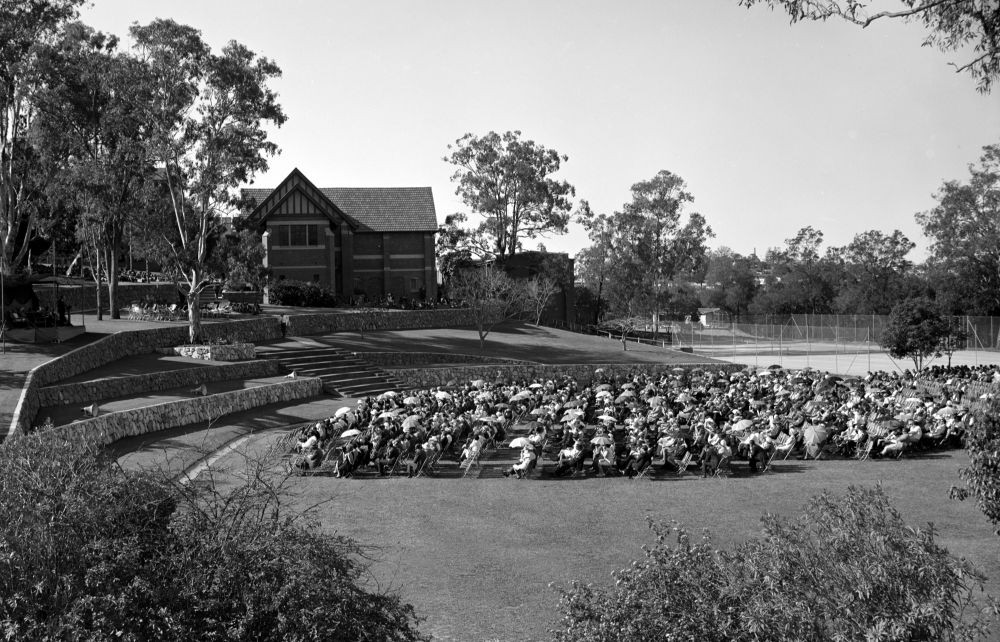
left=119, top=269, right=165, bottom=283
left=287, top=365, right=980, bottom=480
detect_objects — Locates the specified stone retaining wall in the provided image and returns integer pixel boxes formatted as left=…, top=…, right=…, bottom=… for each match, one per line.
left=51, top=377, right=322, bottom=446
left=284, top=308, right=484, bottom=336
left=37, top=360, right=284, bottom=407
left=392, top=362, right=741, bottom=390
left=355, top=352, right=534, bottom=367
left=9, top=317, right=282, bottom=436
left=33, top=317, right=280, bottom=387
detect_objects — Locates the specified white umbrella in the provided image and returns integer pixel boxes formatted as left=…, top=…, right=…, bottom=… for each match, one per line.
left=334, top=406, right=352, bottom=418
left=402, top=415, right=421, bottom=429
left=509, top=437, right=532, bottom=448
left=379, top=390, right=399, bottom=398
left=595, top=383, right=612, bottom=392
left=403, top=396, right=420, bottom=405
left=647, top=396, right=665, bottom=407
left=590, top=435, right=613, bottom=446
left=340, top=428, right=361, bottom=438
left=531, top=407, right=550, bottom=416
left=510, top=390, right=532, bottom=402
left=471, top=379, right=486, bottom=388
left=595, top=390, right=613, bottom=399
left=621, top=383, right=636, bottom=390
left=597, top=414, right=617, bottom=422
left=528, top=382, right=544, bottom=389
left=434, top=390, right=452, bottom=400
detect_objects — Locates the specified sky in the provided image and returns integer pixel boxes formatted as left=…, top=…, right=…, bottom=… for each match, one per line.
left=80, top=0, right=1000, bottom=261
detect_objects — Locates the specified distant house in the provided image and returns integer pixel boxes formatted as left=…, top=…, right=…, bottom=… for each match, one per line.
left=242, top=169, right=438, bottom=302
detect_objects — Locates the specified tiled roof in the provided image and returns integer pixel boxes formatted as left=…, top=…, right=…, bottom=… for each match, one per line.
left=242, top=186, right=438, bottom=233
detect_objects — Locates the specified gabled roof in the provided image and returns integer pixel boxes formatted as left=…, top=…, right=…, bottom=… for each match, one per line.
left=242, top=169, right=437, bottom=233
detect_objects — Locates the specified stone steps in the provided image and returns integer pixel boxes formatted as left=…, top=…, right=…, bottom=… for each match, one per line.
left=263, top=345, right=405, bottom=398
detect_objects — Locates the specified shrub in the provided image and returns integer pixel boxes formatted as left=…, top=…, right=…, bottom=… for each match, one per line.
left=268, top=279, right=338, bottom=307
left=0, top=431, right=426, bottom=641
left=552, top=486, right=996, bottom=642
left=951, top=399, right=1000, bottom=535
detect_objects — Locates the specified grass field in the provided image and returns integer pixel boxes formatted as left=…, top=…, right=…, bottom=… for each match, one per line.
left=213, top=440, right=1000, bottom=642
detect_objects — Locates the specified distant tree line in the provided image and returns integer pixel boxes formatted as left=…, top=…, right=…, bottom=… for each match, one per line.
left=572, top=143, right=1000, bottom=326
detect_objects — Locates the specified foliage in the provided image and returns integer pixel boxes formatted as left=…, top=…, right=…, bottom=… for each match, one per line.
left=701, top=247, right=760, bottom=320
left=0, top=430, right=427, bottom=641
left=829, top=229, right=915, bottom=314
left=268, top=278, right=338, bottom=307
left=917, top=143, right=1000, bottom=315
left=577, top=173, right=713, bottom=325
left=738, top=0, right=1000, bottom=93
left=0, top=0, right=85, bottom=275
left=598, top=316, right=646, bottom=351
left=217, top=227, right=269, bottom=291
left=951, top=398, right=1000, bottom=536
left=552, top=485, right=997, bottom=641
left=750, top=226, right=837, bottom=314
left=131, top=19, right=286, bottom=343
left=435, top=212, right=479, bottom=286
left=34, top=23, right=156, bottom=319
left=881, top=297, right=953, bottom=369
left=444, top=130, right=575, bottom=261
left=449, top=263, right=523, bottom=348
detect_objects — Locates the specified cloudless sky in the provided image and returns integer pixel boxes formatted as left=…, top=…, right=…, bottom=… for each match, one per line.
left=81, top=0, right=1000, bottom=260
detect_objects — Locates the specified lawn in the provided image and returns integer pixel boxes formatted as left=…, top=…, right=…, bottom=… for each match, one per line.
left=221, top=440, right=1000, bottom=642
left=319, top=321, right=719, bottom=366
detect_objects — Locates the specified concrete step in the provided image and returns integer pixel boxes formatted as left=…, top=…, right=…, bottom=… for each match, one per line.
left=265, top=345, right=404, bottom=398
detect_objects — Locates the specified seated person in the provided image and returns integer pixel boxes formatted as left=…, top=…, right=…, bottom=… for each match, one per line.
left=376, top=438, right=402, bottom=476
left=745, top=430, right=774, bottom=473
left=503, top=445, right=537, bottom=478
left=592, top=443, right=617, bottom=476
left=879, top=428, right=907, bottom=457
left=623, top=440, right=652, bottom=478
left=405, top=444, right=428, bottom=477
left=552, top=439, right=587, bottom=477
left=335, top=444, right=359, bottom=478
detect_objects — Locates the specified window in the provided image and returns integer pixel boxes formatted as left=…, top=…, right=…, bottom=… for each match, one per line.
left=270, top=224, right=321, bottom=247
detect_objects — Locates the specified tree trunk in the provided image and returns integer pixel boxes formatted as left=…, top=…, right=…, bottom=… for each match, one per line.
left=94, top=249, right=103, bottom=321
left=187, top=292, right=202, bottom=344
left=65, top=250, right=82, bottom=277
left=107, top=248, right=120, bottom=319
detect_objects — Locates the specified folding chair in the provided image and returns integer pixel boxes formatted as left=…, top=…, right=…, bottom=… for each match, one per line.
left=461, top=441, right=484, bottom=477
left=713, top=455, right=732, bottom=478
left=414, top=448, right=442, bottom=477
left=856, top=438, right=875, bottom=461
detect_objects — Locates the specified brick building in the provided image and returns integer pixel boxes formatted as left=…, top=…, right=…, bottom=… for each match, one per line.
left=242, top=169, right=438, bottom=302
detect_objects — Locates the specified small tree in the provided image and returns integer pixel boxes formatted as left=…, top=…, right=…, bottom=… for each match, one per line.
left=881, top=297, right=951, bottom=370
left=522, top=275, right=560, bottom=325
left=600, top=316, right=645, bottom=351
left=553, top=486, right=996, bottom=641
left=450, top=263, right=523, bottom=349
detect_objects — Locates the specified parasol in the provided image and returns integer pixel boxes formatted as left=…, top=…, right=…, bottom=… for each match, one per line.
left=403, top=396, right=420, bottom=405
left=590, top=435, right=613, bottom=446
left=434, top=390, right=453, bottom=400
left=509, top=437, right=532, bottom=448
left=339, top=428, right=361, bottom=438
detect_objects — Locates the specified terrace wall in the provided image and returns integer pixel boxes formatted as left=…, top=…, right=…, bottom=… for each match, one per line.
left=37, top=360, right=285, bottom=407
left=49, top=378, right=321, bottom=447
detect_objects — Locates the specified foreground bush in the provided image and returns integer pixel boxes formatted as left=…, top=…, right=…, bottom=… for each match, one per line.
left=951, top=399, right=1000, bottom=535
left=552, top=486, right=996, bottom=642
left=268, top=279, right=338, bottom=307
left=0, top=432, right=426, bottom=641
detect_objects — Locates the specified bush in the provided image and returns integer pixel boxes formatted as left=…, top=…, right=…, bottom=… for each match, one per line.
left=268, top=279, right=338, bottom=307
left=952, top=399, right=1000, bottom=535
left=0, top=431, right=426, bottom=641
left=552, top=486, right=996, bottom=641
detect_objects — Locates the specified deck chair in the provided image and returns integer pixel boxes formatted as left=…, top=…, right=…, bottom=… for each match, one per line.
left=519, top=455, right=538, bottom=479
left=675, top=451, right=695, bottom=476
left=713, top=455, right=732, bottom=478
left=635, top=446, right=665, bottom=480
left=461, top=441, right=484, bottom=477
